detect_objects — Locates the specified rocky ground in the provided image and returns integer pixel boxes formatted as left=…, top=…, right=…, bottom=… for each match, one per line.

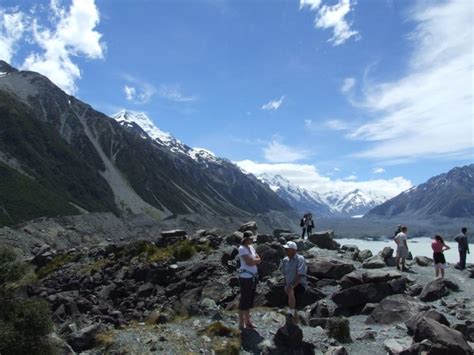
left=10, top=221, right=474, bottom=354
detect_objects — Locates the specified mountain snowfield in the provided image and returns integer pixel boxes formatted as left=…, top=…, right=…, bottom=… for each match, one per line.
left=113, top=110, right=221, bottom=165
left=113, top=110, right=392, bottom=217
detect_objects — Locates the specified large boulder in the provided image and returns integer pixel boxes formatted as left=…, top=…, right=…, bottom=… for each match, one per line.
left=255, top=243, right=284, bottom=279
left=406, top=310, right=450, bottom=335
left=412, top=317, right=472, bottom=355
left=383, top=337, right=413, bottom=355
left=331, top=282, right=394, bottom=308
left=307, top=260, right=355, bottom=280
left=66, top=324, right=104, bottom=352
left=379, top=247, right=394, bottom=260
left=327, top=317, right=352, bottom=343
left=366, top=294, right=427, bottom=325
left=274, top=319, right=304, bottom=351
left=256, top=234, right=274, bottom=244
left=264, top=282, right=325, bottom=309
left=238, top=221, right=258, bottom=234
left=414, top=256, right=433, bottom=267
left=273, top=229, right=292, bottom=239
left=226, top=231, right=244, bottom=245
left=419, top=278, right=459, bottom=302
left=340, top=270, right=402, bottom=290
left=362, top=256, right=386, bottom=269
left=357, top=249, right=373, bottom=262
left=308, top=230, right=340, bottom=250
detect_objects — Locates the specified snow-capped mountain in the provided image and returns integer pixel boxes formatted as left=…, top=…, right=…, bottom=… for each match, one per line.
left=257, top=173, right=388, bottom=217
left=321, top=189, right=388, bottom=216
left=113, top=110, right=221, bottom=165
left=257, top=174, right=332, bottom=216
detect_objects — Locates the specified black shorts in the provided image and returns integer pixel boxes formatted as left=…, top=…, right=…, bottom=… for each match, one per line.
left=239, top=277, right=256, bottom=310
left=433, top=252, right=446, bottom=265
left=294, top=284, right=306, bottom=303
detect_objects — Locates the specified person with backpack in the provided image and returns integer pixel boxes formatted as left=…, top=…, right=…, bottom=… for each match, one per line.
left=300, top=213, right=314, bottom=240
left=431, top=235, right=450, bottom=278
left=238, top=234, right=261, bottom=329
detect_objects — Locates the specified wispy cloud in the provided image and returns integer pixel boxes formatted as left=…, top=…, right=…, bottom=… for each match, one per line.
left=158, top=84, right=196, bottom=102
left=325, top=119, right=350, bottom=131
left=263, top=140, right=308, bottom=163
left=348, top=0, right=473, bottom=161
left=236, top=160, right=412, bottom=198
left=372, top=167, right=385, bottom=174
left=300, top=0, right=359, bottom=46
left=341, top=77, right=356, bottom=93
left=0, top=8, right=26, bottom=63
left=262, top=95, right=285, bottom=111
left=343, top=174, right=357, bottom=181
left=21, top=0, right=105, bottom=94
left=122, top=74, right=156, bottom=104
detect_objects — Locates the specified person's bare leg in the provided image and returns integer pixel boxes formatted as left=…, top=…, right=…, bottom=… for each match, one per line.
left=435, top=267, right=439, bottom=278
left=239, top=310, right=245, bottom=328
left=440, top=268, right=445, bottom=278
left=396, top=256, right=400, bottom=269
left=287, top=288, right=296, bottom=314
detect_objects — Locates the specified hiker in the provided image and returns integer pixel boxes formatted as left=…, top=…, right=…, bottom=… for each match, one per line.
left=394, top=226, right=409, bottom=271
left=300, top=213, right=314, bottom=240
left=454, top=227, right=470, bottom=270
left=281, top=241, right=307, bottom=321
left=432, top=235, right=450, bottom=278
left=238, top=234, right=261, bottom=329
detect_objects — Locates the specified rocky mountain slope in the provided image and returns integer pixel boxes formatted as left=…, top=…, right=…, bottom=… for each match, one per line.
left=0, top=60, right=294, bottom=227
left=8, top=221, right=474, bottom=354
left=366, top=164, right=474, bottom=219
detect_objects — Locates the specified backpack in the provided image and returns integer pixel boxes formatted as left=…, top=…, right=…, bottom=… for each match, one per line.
left=300, top=218, right=304, bottom=227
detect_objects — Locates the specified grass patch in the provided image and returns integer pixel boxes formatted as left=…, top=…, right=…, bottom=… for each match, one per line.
left=36, top=253, right=82, bottom=279
left=198, top=322, right=237, bottom=337
left=79, top=258, right=110, bottom=276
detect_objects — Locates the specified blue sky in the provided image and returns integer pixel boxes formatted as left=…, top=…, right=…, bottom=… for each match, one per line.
left=1, top=0, right=473, bottom=196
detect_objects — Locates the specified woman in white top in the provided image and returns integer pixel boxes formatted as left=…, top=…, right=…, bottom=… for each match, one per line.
left=238, top=234, right=261, bottom=329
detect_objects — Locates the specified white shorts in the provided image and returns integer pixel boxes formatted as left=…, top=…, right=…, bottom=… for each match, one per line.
left=434, top=263, right=447, bottom=270
left=396, top=246, right=408, bottom=259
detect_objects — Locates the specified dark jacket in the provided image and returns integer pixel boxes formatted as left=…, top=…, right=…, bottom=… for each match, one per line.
left=454, top=233, right=469, bottom=251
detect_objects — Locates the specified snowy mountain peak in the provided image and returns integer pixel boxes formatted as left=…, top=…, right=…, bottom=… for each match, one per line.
left=112, top=110, right=221, bottom=165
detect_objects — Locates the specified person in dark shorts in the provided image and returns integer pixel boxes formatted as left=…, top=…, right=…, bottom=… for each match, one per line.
left=238, top=235, right=261, bottom=329
left=431, top=235, right=450, bottom=279
left=281, top=241, right=307, bottom=320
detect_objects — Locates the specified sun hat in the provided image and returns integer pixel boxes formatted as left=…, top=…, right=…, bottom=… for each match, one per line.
left=283, top=241, right=298, bottom=250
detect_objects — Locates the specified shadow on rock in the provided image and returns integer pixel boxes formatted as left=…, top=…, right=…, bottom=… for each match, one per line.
left=241, top=328, right=265, bottom=354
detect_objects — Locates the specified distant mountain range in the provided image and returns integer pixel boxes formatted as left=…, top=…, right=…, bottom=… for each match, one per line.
left=256, top=174, right=388, bottom=217
left=365, top=164, right=474, bottom=219
left=0, top=60, right=292, bottom=227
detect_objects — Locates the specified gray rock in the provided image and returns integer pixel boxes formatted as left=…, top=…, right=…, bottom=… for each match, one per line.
left=325, top=345, right=348, bottom=355
left=66, top=324, right=104, bottom=352
left=255, top=243, right=284, bottom=279
left=331, top=282, right=393, bottom=308
left=414, top=255, right=433, bottom=266
left=327, top=317, right=352, bottom=343
left=358, top=249, right=373, bottom=262
left=308, top=230, right=340, bottom=250
left=307, top=260, right=355, bottom=280
left=379, top=246, right=394, bottom=260
left=341, top=245, right=359, bottom=252
left=406, top=309, right=450, bottom=335
left=420, top=278, right=459, bottom=302
left=161, top=230, right=186, bottom=238
left=384, top=337, right=413, bottom=355
left=366, top=294, right=427, bottom=325
left=256, top=234, right=274, bottom=244
left=362, top=256, right=386, bottom=269
left=238, top=221, right=258, bottom=234
left=413, top=317, right=472, bottom=355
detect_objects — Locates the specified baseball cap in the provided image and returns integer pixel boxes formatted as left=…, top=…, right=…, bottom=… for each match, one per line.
left=283, top=241, right=298, bottom=250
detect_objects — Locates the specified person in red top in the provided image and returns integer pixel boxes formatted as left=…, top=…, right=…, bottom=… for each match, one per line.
left=431, top=235, right=450, bottom=279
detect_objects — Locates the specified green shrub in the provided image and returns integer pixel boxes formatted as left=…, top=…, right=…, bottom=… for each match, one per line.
left=0, top=247, right=54, bottom=354
left=173, top=241, right=196, bottom=261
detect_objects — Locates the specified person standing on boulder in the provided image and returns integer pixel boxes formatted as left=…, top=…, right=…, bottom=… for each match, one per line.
left=454, top=227, right=470, bottom=270
left=238, top=235, right=261, bottom=329
left=301, top=213, right=314, bottom=240
left=281, top=241, right=307, bottom=320
left=431, top=235, right=450, bottom=278
left=394, top=226, right=409, bottom=271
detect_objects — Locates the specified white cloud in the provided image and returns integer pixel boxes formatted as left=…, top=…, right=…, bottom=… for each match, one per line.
left=263, top=140, right=307, bottom=163
left=21, top=0, right=105, bottom=94
left=124, top=85, right=136, bottom=101
left=300, top=0, right=359, bottom=46
left=0, top=8, right=26, bottom=63
left=341, top=77, right=355, bottom=93
left=122, top=74, right=156, bottom=104
left=372, top=167, right=385, bottom=174
left=349, top=0, right=473, bottom=161
left=325, top=119, right=350, bottom=131
left=158, top=84, right=196, bottom=102
left=236, top=160, right=412, bottom=198
left=262, top=95, right=285, bottom=111
left=343, top=174, right=357, bottom=181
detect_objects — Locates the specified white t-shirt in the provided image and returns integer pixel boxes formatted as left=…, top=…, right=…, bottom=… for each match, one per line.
left=394, top=232, right=407, bottom=247
left=239, top=245, right=258, bottom=278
